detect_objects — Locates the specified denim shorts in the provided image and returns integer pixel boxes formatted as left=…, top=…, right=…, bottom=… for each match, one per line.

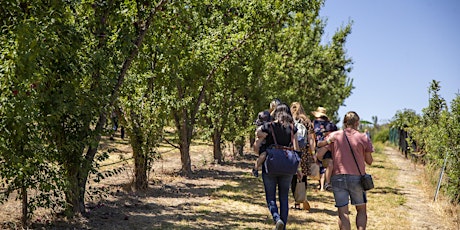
left=331, top=174, right=367, bottom=207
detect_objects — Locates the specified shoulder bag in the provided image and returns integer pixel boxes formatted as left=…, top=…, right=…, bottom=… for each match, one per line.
left=344, top=132, right=374, bottom=191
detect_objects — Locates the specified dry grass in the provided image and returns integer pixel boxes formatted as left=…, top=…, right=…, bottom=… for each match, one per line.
left=365, top=147, right=411, bottom=229
left=417, top=163, right=460, bottom=229
left=0, top=135, right=458, bottom=229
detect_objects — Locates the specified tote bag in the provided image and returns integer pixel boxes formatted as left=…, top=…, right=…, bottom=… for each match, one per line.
left=294, top=179, right=306, bottom=202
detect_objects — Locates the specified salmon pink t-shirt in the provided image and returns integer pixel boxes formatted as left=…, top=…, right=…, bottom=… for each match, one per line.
left=326, top=128, right=374, bottom=176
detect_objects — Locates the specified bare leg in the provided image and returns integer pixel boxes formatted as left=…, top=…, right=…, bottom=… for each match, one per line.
left=355, top=204, right=367, bottom=230
left=337, top=205, right=351, bottom=230
left=326, top=160, right=333, bottom=184
left=320, top=173, right=325, bottom=191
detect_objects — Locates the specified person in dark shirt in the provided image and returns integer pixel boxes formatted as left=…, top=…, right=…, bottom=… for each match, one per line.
left=253, top=103, right=300, bottom=230
left=311, top=106, right=330, bottom=191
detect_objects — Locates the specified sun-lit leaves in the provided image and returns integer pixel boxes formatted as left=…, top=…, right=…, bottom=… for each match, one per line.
left=390, top=81, right=460, bottom=203
left=1, top=0, right=358, bottom=224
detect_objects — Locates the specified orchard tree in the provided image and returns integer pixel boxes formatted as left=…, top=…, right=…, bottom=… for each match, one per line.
left=261, top=4, right=353, bottom=120
left=444, top=95, right=460, bottom=202
left=143, top=0, right=304, bottom=174
left=0, top=74, right=64, bottom=225
left=199, top=46, right=263, bottom=162
left=0, top=0, right=87, bottom=221
left=119, top=53, right=170, bottom=189
left=0, top=0, right=168, bottom=217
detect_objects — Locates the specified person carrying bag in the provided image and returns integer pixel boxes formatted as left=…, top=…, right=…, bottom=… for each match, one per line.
left=344, top=133, right=374, bottom=191
left=253, top=102, right=300, bottom=230
left=263, top=123, right=301, bottom=175
left=316, top=111, right=374, bottom=230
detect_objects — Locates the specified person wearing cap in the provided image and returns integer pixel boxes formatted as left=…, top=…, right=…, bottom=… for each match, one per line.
left=311, top=106, right=331, bottom=191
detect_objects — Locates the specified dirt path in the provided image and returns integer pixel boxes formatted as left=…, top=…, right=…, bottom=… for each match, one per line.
left=384, top=146, right=453, bottom=230
left=1, top=143, right=458, bottom=229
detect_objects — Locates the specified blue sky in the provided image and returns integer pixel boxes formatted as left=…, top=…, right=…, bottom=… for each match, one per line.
left=320, top=0, right=460, bottom=125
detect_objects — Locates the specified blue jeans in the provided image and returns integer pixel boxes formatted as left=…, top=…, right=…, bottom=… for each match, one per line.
left=262, top=173, right=293, bottom=229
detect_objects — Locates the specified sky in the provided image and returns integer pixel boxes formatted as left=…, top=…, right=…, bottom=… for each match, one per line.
left=319, top=0, right=460, bottom=125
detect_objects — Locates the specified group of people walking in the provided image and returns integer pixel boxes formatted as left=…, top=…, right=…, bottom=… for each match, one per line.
left=252, top=99, right=374, bottom=230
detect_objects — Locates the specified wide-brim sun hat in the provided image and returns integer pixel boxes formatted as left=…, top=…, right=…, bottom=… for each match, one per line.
left=311, top=106, right=328, bottom=118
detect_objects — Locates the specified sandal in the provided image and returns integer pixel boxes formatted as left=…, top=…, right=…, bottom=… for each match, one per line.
left=325, top=183, right=332, bottom=191
left=303, top=200, right=311, bottom=211
left=291, top=203, right=301, bottom=210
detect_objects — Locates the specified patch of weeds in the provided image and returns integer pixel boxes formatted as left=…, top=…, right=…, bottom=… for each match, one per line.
left=195, top=208, right=211, bottom=215
left=371, top=164, right=385, bottom=168
left=397, top=194, right=407, bottom=205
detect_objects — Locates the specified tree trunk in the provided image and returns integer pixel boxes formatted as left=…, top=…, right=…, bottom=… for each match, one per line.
left=117, top=106, right=150, bottom=190
left=134, top=148, right=148, bottom=189
left=21, top=186, right=27, bottom=227
left=233, top=136, right=245, bottom=157
left=131, top=123, right=148, bottom=190
left=66, top=165, right=86, bottom=216
left=212, top=130, right=222, bottom=164
left=179, top=123, right=192, bottom=174
left=179, top=144, right=191, bottom=174
left=66, top=114, right=106, bottom=216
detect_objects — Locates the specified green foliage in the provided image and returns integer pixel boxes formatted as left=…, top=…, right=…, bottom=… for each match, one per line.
left=372, top=141, right=385, bottom=154
left=443, top=94, right=460, bottom=202
left=373, top=126, right=390, bottom=143
left=390, top=80, right=459, bottom=203
left=261, top=4, right=353, bottom=121
left=1, top=0, right=165, bottom=217
left=1, top=0, right=359, bottom=223
left=0, top=2, right=71, bottom=218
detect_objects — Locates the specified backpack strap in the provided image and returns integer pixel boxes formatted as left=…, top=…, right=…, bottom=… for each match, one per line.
left=269, top=123, right=278, bottom=145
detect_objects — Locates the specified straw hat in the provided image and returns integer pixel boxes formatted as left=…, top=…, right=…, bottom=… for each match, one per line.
left=311, top=107, right=328, bottom=118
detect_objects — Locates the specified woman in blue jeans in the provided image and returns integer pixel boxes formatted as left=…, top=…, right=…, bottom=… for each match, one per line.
left=254, top=103, right=300, bottom=230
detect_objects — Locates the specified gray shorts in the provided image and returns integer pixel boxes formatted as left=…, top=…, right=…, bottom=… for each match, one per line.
left=331, top=174, right=367, bottom=207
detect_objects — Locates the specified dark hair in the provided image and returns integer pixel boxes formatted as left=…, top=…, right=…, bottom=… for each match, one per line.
left=274, top=103, right=293, bottom=127
left=255, top=110, right=271, bottom=126
left=325, top=122, right=338, bottom=132
left=319, top=115, right=329, bottom=121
